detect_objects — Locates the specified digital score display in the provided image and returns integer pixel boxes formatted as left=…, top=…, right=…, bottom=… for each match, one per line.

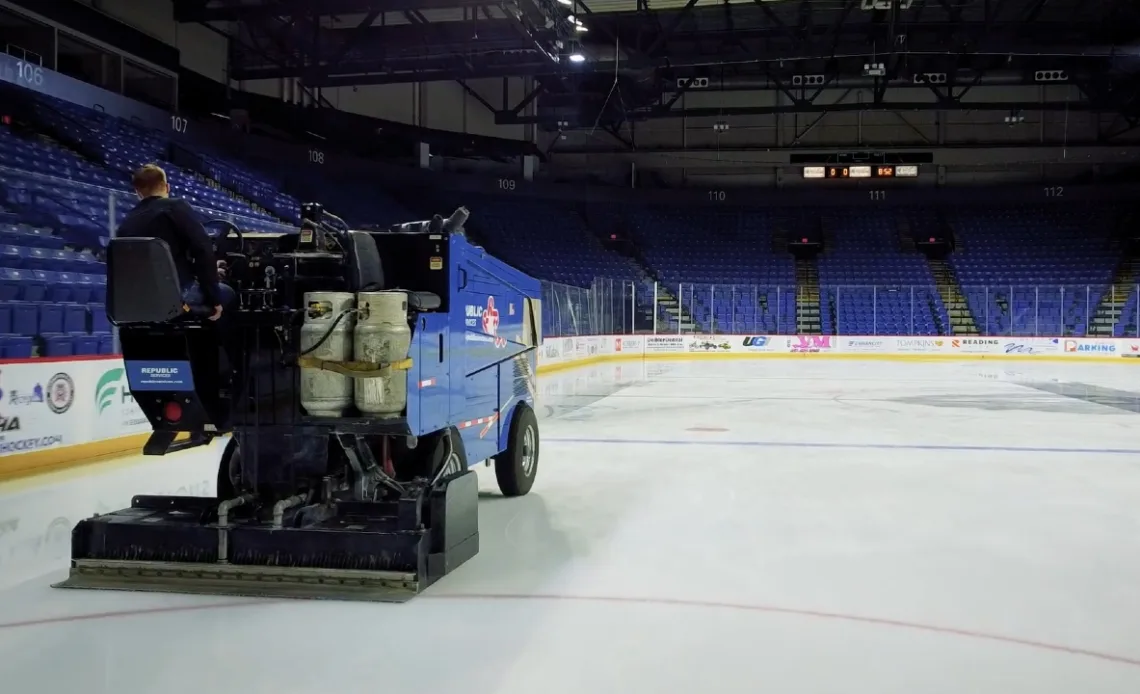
left=803, top=165, right=918, bottom=179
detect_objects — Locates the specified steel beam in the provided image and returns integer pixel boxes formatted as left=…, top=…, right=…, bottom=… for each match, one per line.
left=509, top=82, right=546, bottom=115
left=176, top=0, right=489, bottom=22
left=286, top=39, right=1117, bottom=86
left=499, top=98, right=1122, bottom=126
left=644, top=99, right=1112, bottom=118
left=456, top=80, right=497, bottom=113
left=643, top=0, right=701, bottom=56
left=541, top=144, right=1140, bottom=167
left=325, top=11, right=382, bottom=71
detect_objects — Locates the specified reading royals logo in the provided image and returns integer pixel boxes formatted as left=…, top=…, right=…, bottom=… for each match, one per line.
left=482, top=297, right=506, bottom=348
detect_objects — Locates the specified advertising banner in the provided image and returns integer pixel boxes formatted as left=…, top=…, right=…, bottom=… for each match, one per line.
left=0, top=358, right=151, bottom=459
left=4, top=333, right=1131, bottom=464
left=841, top=337, right=888, bottom=353
left=950, top=337, right=1002, bottom=354
left=1060, top=338, right=1117, bottom=356
left=644, top=336, right=686, bottom=354
left=787, top=335, right=834, bottom=353
left=688, top=336, right=734, bottom=353
left=739, top=336, right=773, bottom=350
left=613, top=336, right=642, bottom=353
left=0, top=362, right=74, bottom=456
left=91, top=363, right=151, bottom=435
left=542, top=339, right=563, bottom=363
left=895, top=337, right=946, bottom=353
left=1001, top=338, right=1061, bottom=355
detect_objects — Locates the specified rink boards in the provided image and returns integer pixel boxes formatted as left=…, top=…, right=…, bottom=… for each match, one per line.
left=539, top=334, right=1136, bottom=370
left=0, top=333, right=1134, bottom=479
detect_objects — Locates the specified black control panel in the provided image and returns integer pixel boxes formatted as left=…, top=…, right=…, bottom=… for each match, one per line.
left=225, top=232, right=348, bottom=311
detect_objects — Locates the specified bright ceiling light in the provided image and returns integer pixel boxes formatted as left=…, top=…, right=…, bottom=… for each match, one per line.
left=568, top=53, right=586, bottom=63
left=575, top=24, right=588, bottom=31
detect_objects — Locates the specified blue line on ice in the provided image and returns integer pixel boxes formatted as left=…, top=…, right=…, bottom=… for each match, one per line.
left=546, top=437, right=1140, bottom=456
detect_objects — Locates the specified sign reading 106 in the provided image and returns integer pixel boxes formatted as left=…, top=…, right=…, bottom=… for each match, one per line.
left=15, top=61, right=45, bottom=88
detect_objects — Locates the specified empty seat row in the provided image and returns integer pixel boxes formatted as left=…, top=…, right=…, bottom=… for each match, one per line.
left=0, top=333, right=112, bottom=358
left=0, top=302, right=109, bottom=336
left=0, top=268, right=107, bottom=303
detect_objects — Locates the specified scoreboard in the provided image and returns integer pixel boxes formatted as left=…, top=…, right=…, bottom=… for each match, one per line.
left=803, top=165, right=918, bottom=179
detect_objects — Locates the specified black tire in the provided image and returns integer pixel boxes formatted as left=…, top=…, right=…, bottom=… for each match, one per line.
left=426, top=427, right=468, bottom=482
left=216, top=438, right=240, bottom=499
left=493, top=404, right=539, bottom=497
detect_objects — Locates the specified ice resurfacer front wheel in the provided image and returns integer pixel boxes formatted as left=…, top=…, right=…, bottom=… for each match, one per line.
left=494, top=404, right=539, bottom=497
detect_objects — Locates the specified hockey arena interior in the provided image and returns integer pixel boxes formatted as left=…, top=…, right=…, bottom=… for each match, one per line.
left=2, top=0, right=1140, bottom=691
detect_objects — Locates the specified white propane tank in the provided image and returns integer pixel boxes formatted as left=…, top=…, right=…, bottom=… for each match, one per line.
left=299, top=291, right=357, bottom=417
left=354, top=291, right=411, bottom=418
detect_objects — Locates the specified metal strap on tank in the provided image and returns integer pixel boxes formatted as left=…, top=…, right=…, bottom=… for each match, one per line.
left=296, top=357, right=413, bottom=378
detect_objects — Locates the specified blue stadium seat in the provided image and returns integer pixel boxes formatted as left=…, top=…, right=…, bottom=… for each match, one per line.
left=10, top=301, right=37, bottom=335
left=97, top=332, right=113, bottom=354
left=38, top=302, right=63, bottom=334
left=73, top=333, right=98, bottom=355
left=43, top=334, right=74, bottom=357
left=90, top=303, right=109, bottom=333
left=0, top=335, right=34, bottom=358
left=63, top=303, right=87, bottom=333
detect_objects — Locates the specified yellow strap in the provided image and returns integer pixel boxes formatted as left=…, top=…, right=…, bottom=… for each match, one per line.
left=297, top=356, right=413, bottom=379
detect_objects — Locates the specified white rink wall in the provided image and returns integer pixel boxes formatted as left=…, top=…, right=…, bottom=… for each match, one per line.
left=539, top=334, right=1134, bottom=367
left=0, top=334, right=1134, bottom=472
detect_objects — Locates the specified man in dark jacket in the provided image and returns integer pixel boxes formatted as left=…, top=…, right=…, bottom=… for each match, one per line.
left=115, top=164, right=234, bottom=321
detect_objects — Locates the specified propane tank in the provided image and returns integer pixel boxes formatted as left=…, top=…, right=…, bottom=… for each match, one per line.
left=299, top=291, right=356, bottom=417
left=354, top=291, right=411, bottom=418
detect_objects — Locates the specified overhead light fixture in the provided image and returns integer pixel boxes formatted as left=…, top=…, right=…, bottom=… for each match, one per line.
left=575, top=24, right=588, bottom=32
left=557, top=0, right=572, bottom=4
left=568, top=53, right=586, bottom=63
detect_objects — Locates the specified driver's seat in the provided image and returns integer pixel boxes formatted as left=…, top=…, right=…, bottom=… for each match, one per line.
left=107, top=237, right=213, bottom=323
left=106, top=236, right=228, bottom=451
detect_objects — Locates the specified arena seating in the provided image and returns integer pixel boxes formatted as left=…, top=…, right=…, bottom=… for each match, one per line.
left=0, top=219, right=107, bottom=358
left=0, top=85, right=1135, bottom=352
left=423, top=195, right=648, bottom=337
left=616, top=204, right=797, bottom=333
left=303, top=178, right=419, bottom=230
left=26, top=92, right=300, bottom=225
left=0, top=93, right=296, bottom=358
left=819, top=210, right=944, bottom=336
left=945, top=205, right=1119, bottom=336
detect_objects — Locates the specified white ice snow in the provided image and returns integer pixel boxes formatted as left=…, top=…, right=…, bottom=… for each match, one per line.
left=2, top=358, right=1140, bottom=694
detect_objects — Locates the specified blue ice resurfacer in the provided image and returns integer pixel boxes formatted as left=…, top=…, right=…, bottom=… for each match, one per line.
left=55, top=204, right=542, bottom=602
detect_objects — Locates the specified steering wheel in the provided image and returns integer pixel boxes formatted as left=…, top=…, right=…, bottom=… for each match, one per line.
left=206, top=219, right=245, bottom=255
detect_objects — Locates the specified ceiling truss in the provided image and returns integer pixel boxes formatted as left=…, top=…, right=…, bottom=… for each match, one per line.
left=173, top=0, right=1140, bottom=134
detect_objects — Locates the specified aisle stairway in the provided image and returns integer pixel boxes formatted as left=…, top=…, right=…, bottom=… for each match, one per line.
left=927, top=258, right=979, bottom=334
left=1088, top=257, right=1140, bottom=336
left=896, top=212, right=916, bottom=252
left=795, top=258, right=821, bottom=334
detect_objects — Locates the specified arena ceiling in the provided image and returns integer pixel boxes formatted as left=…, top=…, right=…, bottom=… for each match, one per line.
left=175, top=0, right=1140, bottom=132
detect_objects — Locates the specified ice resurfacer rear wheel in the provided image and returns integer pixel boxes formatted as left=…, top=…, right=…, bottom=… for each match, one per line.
left=493, top=404, right=538, bottom=497
left=216, top=438, right=240, bottom=499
